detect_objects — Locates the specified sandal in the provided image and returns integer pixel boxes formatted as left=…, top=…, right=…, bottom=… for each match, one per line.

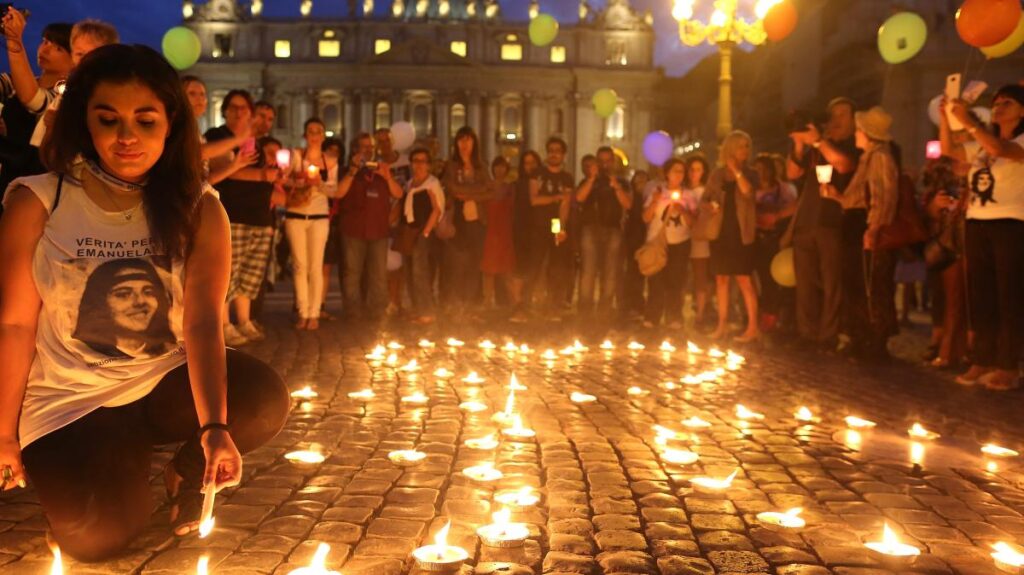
left=165, top=464, right=203, bottom=537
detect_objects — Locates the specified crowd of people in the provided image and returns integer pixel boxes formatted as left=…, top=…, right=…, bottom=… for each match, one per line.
left=0, top=6, right=1021, bottom=565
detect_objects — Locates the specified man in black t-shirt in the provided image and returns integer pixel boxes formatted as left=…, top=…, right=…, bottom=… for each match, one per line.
left=525, top=136, right=574, bottom=317
left=783, top=97, right=860, bottom=350
left=575, top=146, right=632, bottom=315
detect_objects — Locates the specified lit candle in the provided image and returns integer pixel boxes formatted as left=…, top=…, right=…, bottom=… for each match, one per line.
left=49, top=541, right=62, bottom=575
left=687, top=341, right=703, bottom=354
left=387, top=341, right=405, bottom=350
left=570, top=392, right=597, bottom=403
left=707, top=346, right=725, bottom=358
left=479, top=339, right=496, bottom=350
left=735, top=404, right=765, bottom=420
left=196, top=555, right=209, bottom=575
left=661, top=448, right=700, bottom=465
left=660, top=381, right=678, bottom=391
left=518, top=344, right=533, bottom=354
left=572, top=339, right=588, bottom=352
left=559, top=345, right=578, bottom=356
left=495, top=486, right=540, bottom=510
left=844, top=415, right=876, bottom=429
left=463, top=462, right=503, bottom=482
left=459, top=400, right=488, bottom=413
left=864, top=523, right=921, bottom=568
left=418, top=338, right=436, bottom=348
left=477, top=507, right=530, bottom=548
left=991, top=542, right=1024, bottom=574
left=681, top=375, right=702, bottom=386
left=908, top=423, right=940, bottom=441
left=464, top=434, right=499, bottom=450
left=304, top=163, right=320, bottom=180
left=433, top=367, right=452, bottom=378
left=348, top=389, right=375, bottom=400
left=690, top=469, right=738, bottom=494
left=502, top=414, right=536, bottom=440
left=401, top=391, right=429, bottom=404
left=659, top=340, right=677, bottom=352
left=600, top=340, right=615, bottom=350
left=507, top=373, right=527, bottom=390
left=446, top=337, right=464, bottom=348
left=794, top=407, right=818, bottom=423
left=286, top=450, right=326, bottom=464
left=462, top=371, right=485, bottom=384
left=400, top=359, right=420, bottom=372
left=627, top=386, right=649, bottom=396
left=385, top=353, right=398, bottom=366
left=542, top=349, right=558, bottom=360
left=493, top=385, right=516, bottom=424
left=726, top=350, right=745, bottom=364
left=389, top=449, right=427, bottom=467
left=627, top=341, right=645, bottom=351
left=290, top=386, right=318, bottom=399
left=365, top=345, right=386, bottom=360
left=844, top=429, right=863, bottom=451
left=275, top=148, right=292, bottom=169
left=413, top=521, right=469, bottom=572
left=286, top=542, right=342, bottom=574
left=756, top=508, right=806, bottom=530
left=682, top=416, right=711, bottom=429
left=982, top=444, right=1020, bottom=458
left=550, top=218, right=561, bottom=235
left=198, top=480, right=216, bottom=538
left=910, top=441, right=926, bottom=466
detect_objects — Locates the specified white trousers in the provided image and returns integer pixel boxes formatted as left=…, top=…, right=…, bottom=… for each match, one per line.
left=284, top=217, right=330, bottom=319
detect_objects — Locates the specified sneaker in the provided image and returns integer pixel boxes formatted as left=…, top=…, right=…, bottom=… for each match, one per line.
left=955, top=365, right=993, bottom=386
left=237, top=322, right=265, bottom=341
left=223, top=324, right=249, bottom=347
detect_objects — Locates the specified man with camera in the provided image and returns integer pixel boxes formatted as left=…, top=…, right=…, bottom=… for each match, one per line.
left=784, top=97, right=859, bottom=352
left=337, top=132, right=403, bottom=320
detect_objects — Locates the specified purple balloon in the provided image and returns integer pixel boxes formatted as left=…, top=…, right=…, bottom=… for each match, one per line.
left=643, top=131, right=674, bottom=166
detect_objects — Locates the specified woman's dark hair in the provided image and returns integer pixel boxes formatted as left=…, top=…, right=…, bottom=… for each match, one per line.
left=451, top=126, right=484, bottom=171
left=43, top=44, right=202, bottom=261
left=661, top=159, right=685, bottom=179
left=754, top=153, right=780, bottom=187
left=180, top=74, right=205, bottom=89
left=72, top=257, right=176, bottom=358
left=492, top=155, right=510, bottom=171
left=303, top=117, right=326, bottom=135
left=322, top=137, right=344, bottom=158
left=42, top=23, right=73, bottom=53
left=220, top=89, right=254, bottom=118
left=517, top=149, right=542, bottom=181
left=684, top=155, right=710, bottom=186
left=631, top=169, right=650, bottom=190
left=409, top=146, right=431, bottom=164
left=993, top=84, right=1024, bottom=139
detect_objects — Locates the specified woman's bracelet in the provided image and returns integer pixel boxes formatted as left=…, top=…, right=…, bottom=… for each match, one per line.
left=198, top=422, right=230, bottom=438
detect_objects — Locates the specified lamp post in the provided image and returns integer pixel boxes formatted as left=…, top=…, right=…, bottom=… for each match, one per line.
left=672, top=0, right=780, bottom=139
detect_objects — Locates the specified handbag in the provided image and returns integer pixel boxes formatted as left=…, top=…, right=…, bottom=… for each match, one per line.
left=876, top=174, right=928, bottom=250
left=635, top=228, right=668, bottom=277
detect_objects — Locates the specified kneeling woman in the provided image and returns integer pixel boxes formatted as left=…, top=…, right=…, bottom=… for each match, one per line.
left=0, top=45, right=290, bottom=561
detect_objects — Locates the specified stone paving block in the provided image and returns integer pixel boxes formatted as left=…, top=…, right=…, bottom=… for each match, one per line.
left=596, top=549, right=657, bottom=573
left=646, top=522, right=694, bottom=541
left=550, top=533, right=595, bottom=554
left=759, top=545, right=818, bottom=565
left=594, top=513, right=642, bottom=532
left=776, top=565, right=831, bottom=575
left=691, top=513, right=746, bottom=532
left=307, top=521, right=363, bottom=544
left=543, top=550, right=596, bottom=574
left=215, top=551, right=285, bottom=574
left=339, top=556, right=405, bottom=575
left=594, top=529, right=649, bottom=552
left=238, top=534, right=300, bottom=555
left=258, top=515, right=317, bottom=538
left=813, top=546, right=880, bottom=567
left=352, top=536, right=417, bottom=559
left=366, top=517, right=427, bottom=539
left=707, top=550, right=770, bottom=573
left=696, top=530, right=756, bottom=552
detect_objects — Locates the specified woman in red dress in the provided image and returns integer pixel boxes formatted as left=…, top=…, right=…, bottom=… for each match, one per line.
left=481, top=156, right=517, bottom=308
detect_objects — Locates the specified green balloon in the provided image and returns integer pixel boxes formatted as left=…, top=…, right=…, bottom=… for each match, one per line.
left=162, top=26, right=202, bottom=70
left=877, top=12, right=927, bottom=64
left=592, top=88, right=618, bottom=119
left=529, top=14, right=559, bottom=47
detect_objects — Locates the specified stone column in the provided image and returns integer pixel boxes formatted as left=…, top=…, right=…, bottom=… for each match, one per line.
left=359, top=90, right=374, bottom=134
left=566, top=92, right=579, bottom=173
left=467, top=91, right=482, bottom=136
left=343, top=90, right=355, bottom=143
left=481, top=92, right=498, bottom=162
left=435, top=93, right=450, bottom=155
left=391, top=89, right=406, bottom=124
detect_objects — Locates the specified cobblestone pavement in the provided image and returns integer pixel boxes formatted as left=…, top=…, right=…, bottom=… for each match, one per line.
left=2, top=305, right=1023, bottom=575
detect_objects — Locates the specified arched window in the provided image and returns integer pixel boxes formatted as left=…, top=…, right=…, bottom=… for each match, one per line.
left=375, top=101, right=391, bottom=131
left=321, top=102, right=341, bottom=136
left=501, top=104, right=521, bottom=140
left=412, top=104, right=431, bottom=137
left=605, top=104, right=625, bottom=140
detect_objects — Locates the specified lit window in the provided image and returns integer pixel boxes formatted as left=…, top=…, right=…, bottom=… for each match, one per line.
left=275, top=40, right=291, bottom=58
left=450, top=41, right=467, bottom=57
left=550, top=45, right=566, bottom=63
left=375, top=39, right=391, bottom=55
left=213, top=33, right=233, bottom=58
left=606, top=104, right=625, bottom=140
left=505, top=34, right=518, bottom=42
left=606, top=40, right=627, bottom=66
left=319, top=40, right=340, bottom=57
left=324, top=30, right=336, bottom=38
left=501, top=43, right=522, bottom=61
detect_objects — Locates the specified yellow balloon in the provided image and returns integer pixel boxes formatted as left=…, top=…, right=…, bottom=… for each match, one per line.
left=982, top=13, right=1024, bottom=58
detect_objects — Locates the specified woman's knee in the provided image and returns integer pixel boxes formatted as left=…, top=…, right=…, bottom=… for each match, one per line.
left=226, top=350, right=290, bottom=449
left=50, top=507, right=148, bottom=562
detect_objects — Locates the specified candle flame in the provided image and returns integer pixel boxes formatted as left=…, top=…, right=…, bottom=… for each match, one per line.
left=196, top=555, right=209, bottom=575
left=693, top=469, right=738, bottom=489
left=419, top=338, right=435, bottom=348
left=735, top=404, right=764, bottom=420
left=519, top=344, right=532, bottom=354
left=387, top=341, right=404, bottom=350
left=908, top=423, right=939, bottom=440
left=882, top=523, right=900, bottom=546
left=446, top=337, right=464, bottom=347
left=542, top=349, right=558, bottom=360
left=601, top=339, right=615, bottom=350
left=504, top=387, right=516, bottom=417
left=479, top=339, right=496, bottom=349
left=682, top=416, right=711, bottom=428
left=982, top=444, right=1019, bottom=457
left=627, top=341, right=645, bottom=350
left=570, top=392, right=596, bottom=403
left=285, top=450, right=326, bottom=464
left=49, top=541, right=62, bottom=575
left=434, top=520, right=452, bottom=547
left=845, top=415, right=876, bottom=429
left=492, top=506, right=511, bottom=526
left=992, top=542, right=1024, bottom=566
left=385, top=353, right=398, bottom=365
left=707, top=346, right=725, bottom=358
left=795, top=407, right=814, bottom=421
left=659, top=340, right=677, bottom=352
left=572, top=339, right=588, bottom=352
left=291, top=386, right=318, bottom=399
left=401, top=359, right=419, bottom=371
left=627, top=386, right=648, bottom=396
left=465, top=434, right=497, bottom=449
left=785, top=507, right=803, bottom=517
left=687, top=341, right=702, bottom=354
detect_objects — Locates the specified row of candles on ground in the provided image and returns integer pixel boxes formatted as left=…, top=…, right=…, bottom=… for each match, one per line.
left=362, top=338, right=745, bottom=362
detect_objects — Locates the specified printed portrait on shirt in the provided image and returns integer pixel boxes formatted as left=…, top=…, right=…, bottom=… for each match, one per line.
left=970, top=167, right=996, bottom=206
left=69, top=257, right=181, bottom=360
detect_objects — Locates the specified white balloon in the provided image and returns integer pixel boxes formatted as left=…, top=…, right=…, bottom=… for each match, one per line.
left=927, top=94, right=942, bottom=126
left=390, top=121, right=417, bottom=152
left=972, top=106, right=992, bottom=125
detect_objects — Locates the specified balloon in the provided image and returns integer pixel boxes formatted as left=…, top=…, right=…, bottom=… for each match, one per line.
left=592, top=89, right=618, bottom=119
left=771, top=248, right=796, bottom=287
left=877, top=12, right=928, bottom=64
left=956, top=0, right=1021, bottom=48
left=390, top=121, right=416, bottom=152
left=972, top=106, right=992, bottom=125
left=642, top=131, right=674, bottom=166
left=981, top=12, right=1024, bottom=58
left=927, top=95, right=943, bottom=126
left=528, top=13, right=559, bottom=47
left=161, top=27, right=201, bottom=70
left=763, top=1, right=798, bottom=42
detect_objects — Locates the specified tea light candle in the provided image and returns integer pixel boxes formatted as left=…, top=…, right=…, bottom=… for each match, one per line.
left=413, top=521, right=469, bottom=572
left=572, top=339, right=588, bottom=352
left=385, top=353, right=398, bottom=366
left=908, top=423, right=940, bottom=441
left=756, top=508, right=806, bottom=530
left=570, top=392, right=597, bottom=403
left=462, top=371, right=485, bottom=384
left=400, top=359, right=420, bottom=372
left=305, top=164, right=320, bottom=180
left=659, top=340, right=677, bottom=352
left=794, top=407, right=819, bottom=423
left=463, top=462, right=503, bottom=482
left=464, top=434, right=499, bottom=450
left=627, top=386, right=649, bottom=396
left=479, top=339, right=497, bottom=350
left=459, top=401, right=488, bottom=413
left=507, top=373, right=527, bottom=390
left=365, top=345, right=386, bottom=360
left=682, top=416, right=711, bottom=429
left=661, top=448, right=700, bottom=465
left=690, top=469, right=738, bottom=495
left=542, top=349, right=558, bottom=360
left=495, top=486, right=540, bottom=510
left=735, top=404, right=765, bottom=420
left=446, top=337, right=465, bottom=348
left=707, top=347, right=726, bottom=359
left=285, top=450, right=326, bottom=464
left=477, top=507, right=530, bottom=548
left=992, top=542, right=1024, bottom=574
left=550, top=218, right=561, bottom=235
left=287, top=542, right=342, bottom=574
left=844, top=416, right=876, bottom=429
left=726, top=350, right=745, bottom=364
left=348, top=389, right=375, bottom=400
left=502, top=414, right=536, bottom=440
left=418, top=338, right=436, bottom=348
left=982, top=444, right=1020, bottom=458
left=559, top=346, right=578, bottom=356
left=600, top=340, right=615, bottom=350
left=389, top=449, right=427, bottom=467
left=660, top=381, right=678, bottom=391
left=401, top=391, right=429, bottom=404
left=291, top=386, right=318, bottom=399
left=864, top=523, right=920, bottom=568
left=503, top=341, right=518, bottom=353
left=387, top=341, right=404, bottom=350
left=681, top=375, right=703, bottom=386
left=433, top=367, right=452, bottom=378
left=627, top=341, right=645, bottom=351
left=518, top=344, right=533, bottom=354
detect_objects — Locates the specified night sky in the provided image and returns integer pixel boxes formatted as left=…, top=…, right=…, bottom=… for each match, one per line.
left=11, top=0, right=724, bottom=77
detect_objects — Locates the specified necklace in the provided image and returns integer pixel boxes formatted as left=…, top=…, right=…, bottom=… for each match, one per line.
left=83, top=159, right=145, bottom=221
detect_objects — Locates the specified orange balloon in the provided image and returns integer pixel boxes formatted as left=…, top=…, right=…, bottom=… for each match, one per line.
left=764, top=1, right=798, bottom=42
left=956, top=0, right=1022, bottom=47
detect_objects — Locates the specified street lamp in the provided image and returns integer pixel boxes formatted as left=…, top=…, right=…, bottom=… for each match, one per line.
left=672, top=0, right=780, bottom=139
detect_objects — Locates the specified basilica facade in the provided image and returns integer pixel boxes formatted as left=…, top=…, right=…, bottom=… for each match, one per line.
left=183, top=0, right=661, bottom=169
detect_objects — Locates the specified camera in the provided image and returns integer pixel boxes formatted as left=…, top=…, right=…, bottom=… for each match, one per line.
left=0, top=4, right=29, bottom=17
left=362, top=160, right=379, bottom=170
left=784, top=109, right=825, bottom=134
